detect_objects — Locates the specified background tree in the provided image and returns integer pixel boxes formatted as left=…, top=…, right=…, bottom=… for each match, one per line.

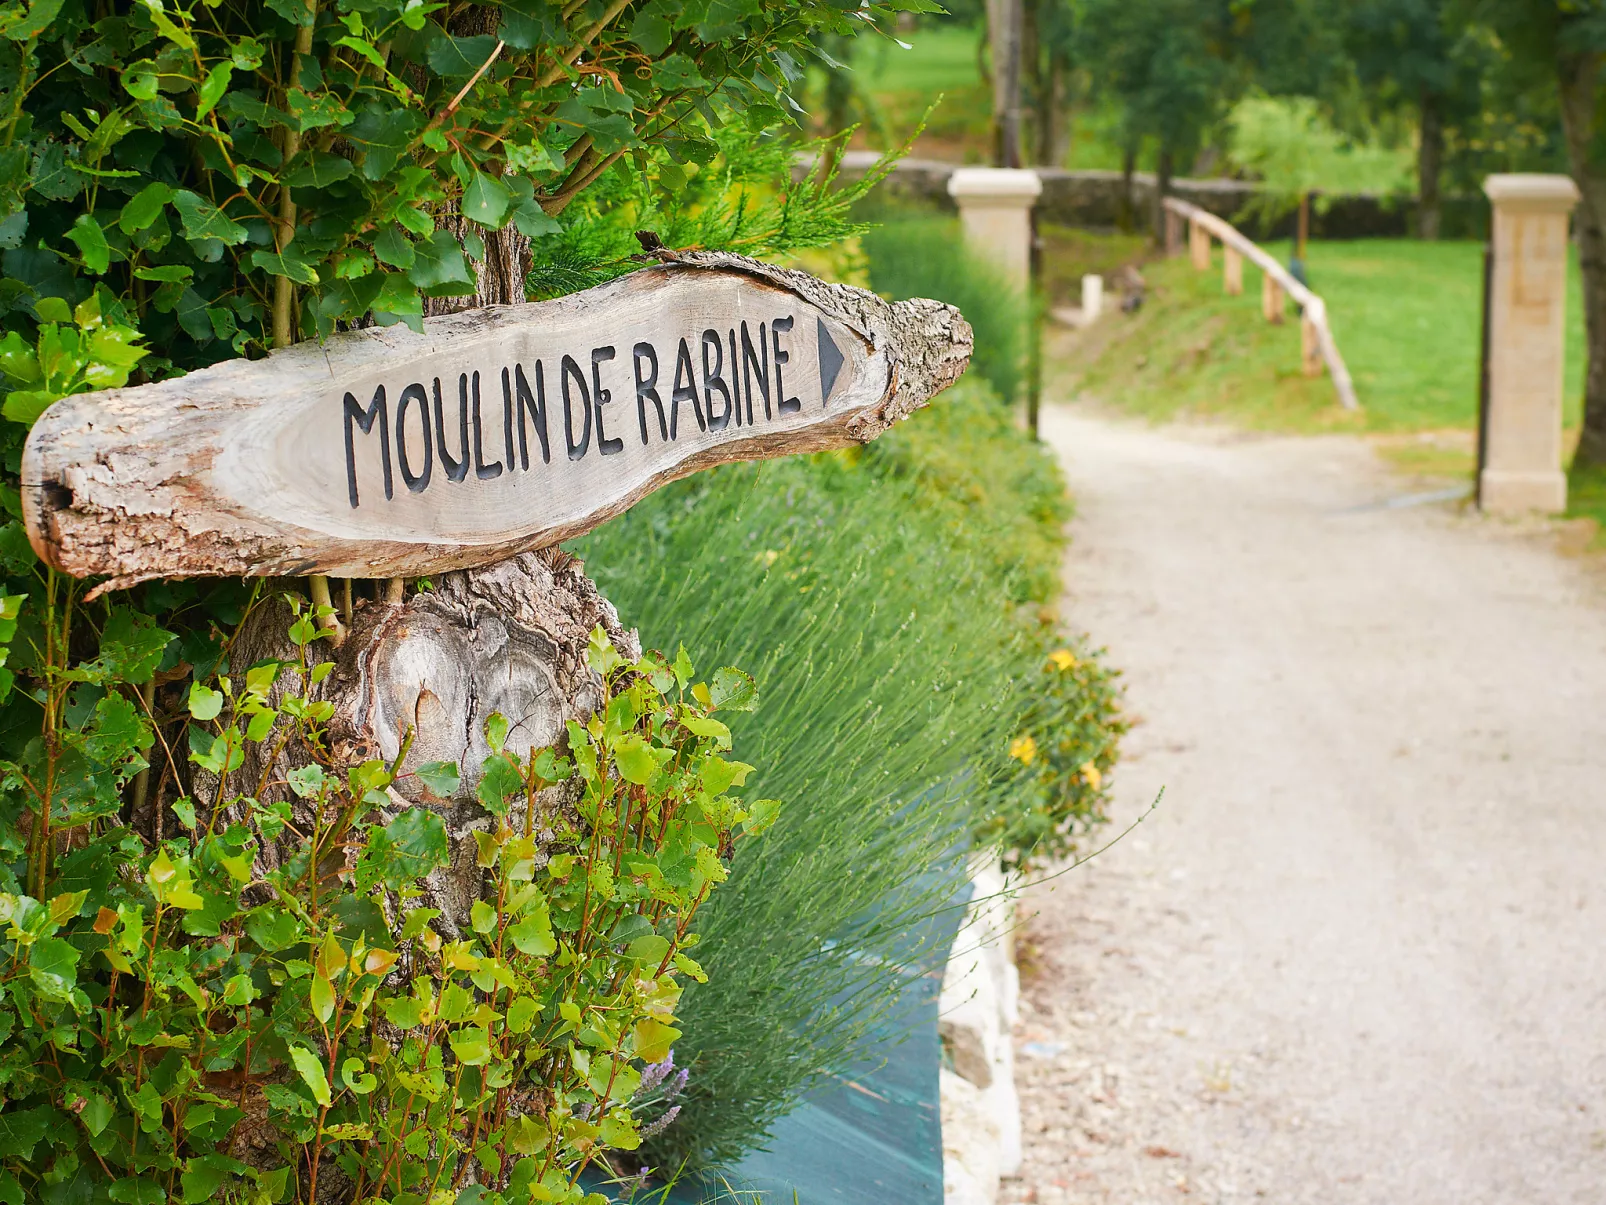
left=1468, top=0, right=1606, bottom=468
left=1079, top=0, right=1235, bottom=241
left=1344, top=0, right=1484, bottom=238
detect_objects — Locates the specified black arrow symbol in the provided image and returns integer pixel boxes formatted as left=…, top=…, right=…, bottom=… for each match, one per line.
left=817, top=316, right=845, bottom=405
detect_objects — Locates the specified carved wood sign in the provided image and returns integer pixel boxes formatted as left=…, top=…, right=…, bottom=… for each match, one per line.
left=22, top=252, right=971, bottom=589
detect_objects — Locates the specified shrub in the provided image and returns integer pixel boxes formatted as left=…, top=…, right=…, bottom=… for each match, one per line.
left=861, top=217, right=1027, bottom=404
left=0, top=586, right=770, bottom=1205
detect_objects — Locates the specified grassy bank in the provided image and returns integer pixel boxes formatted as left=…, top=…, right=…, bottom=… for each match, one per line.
left=573, top=377, right=1123, bottom=1177
left=1060, top=236, right=1585, bottom=437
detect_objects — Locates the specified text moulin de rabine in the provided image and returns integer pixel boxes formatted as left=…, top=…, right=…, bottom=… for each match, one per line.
left=342, top=316, right=810, bottom=508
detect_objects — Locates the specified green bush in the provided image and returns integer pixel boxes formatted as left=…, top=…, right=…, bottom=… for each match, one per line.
left=0, top=566, right=769, bottom=1205
left=861, top=217, right=1027, bottom=405
left=574, top=378, right=1123, bottom=1175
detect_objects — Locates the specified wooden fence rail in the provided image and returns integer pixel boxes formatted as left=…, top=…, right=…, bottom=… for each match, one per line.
left=1161, top=197, right=1360, bottom=411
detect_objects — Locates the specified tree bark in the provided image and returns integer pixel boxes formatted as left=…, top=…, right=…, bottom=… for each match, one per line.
left=209, top=548, right=639, bottom=936
left=1152, top=147, right=1174, bottom=247
left=1119, top=144, right=1137, bottom=234
left=989, top=0, right=1024, bottom=168
left=1558, top=50, right=1606, bottom=468
left=1417, top=89, right=1444, bottom=241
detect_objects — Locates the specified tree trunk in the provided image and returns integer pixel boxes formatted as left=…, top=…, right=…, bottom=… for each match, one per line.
left=1152, top=147, right=1174, bottom=246
left=1119, top=144, right=1137, bottom=233
left=989, top=0, right=1024, bottom=168
left=1417, top=89, right=1444, bottom=241
left=1036, top=47, right=1070, bottom=167
left=210, top=549, right=639, bottom=937
left=1558, top=50, right=1606, bottom=469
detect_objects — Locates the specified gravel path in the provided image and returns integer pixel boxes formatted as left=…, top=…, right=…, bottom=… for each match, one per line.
left=1004, top=405, right=1606, bottom=1205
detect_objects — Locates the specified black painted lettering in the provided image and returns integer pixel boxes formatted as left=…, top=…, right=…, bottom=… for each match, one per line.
left=672, top=337, right=705, bottom=439
left=741, top=321, right=771, bottom=423
left=514, top=362, right=550, bottom=467
left=562, top=354, right=591, bottom=460
left=433, top=376, right=470, bottom=483
left=396, top=383, right=432, bottom=493
left=592, top=346, right=623, bottom=456
left=701, top=329, right=732, bottom=432
left=728, top=329, right=743, bottom=426
left=634, top=342, right=667, bottom=444
left=772, top=315, right=800, bottom=415
left=471, top=370, right=502, bottom=480
left=343, top=385, right=393, bottom=509
left=501, top=365, right=515, bottom=469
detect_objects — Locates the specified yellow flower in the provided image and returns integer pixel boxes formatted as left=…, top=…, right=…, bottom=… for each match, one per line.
left=1008, top=734, right=1038, bottom=765
left=1079, top=760, right=1102, bottom=790
left=1047, top=649, right=1078, bottom=672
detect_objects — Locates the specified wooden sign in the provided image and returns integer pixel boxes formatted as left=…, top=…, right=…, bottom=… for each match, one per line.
left=23, top=252, right=971, bottom=589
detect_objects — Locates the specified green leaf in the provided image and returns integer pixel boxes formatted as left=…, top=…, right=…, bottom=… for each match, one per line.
left=65, top=214, right=111, bottom=274
left=448, top=1026, right=491, bottom=1065
left=372, top=225, right=414, bottom=270
left=99, top=607, right=173, bottom=682
left=188, top=681, right=223, bottom=721
left=77, top=1092, right=114, bottom=1137
left=462, top=171, right=511, bottom=229
left=249, top=246, right=320, bottom=285
left=613, top=734, right=660, bottom=786
left=506, top=176, right=561, bottom=239
left=629, top=7, right=672, bottom=55
left=710, top=666, right=757, bottom=712
left=196, top=62, right=232, bottom=119
left=626, top=934, right=669, bottom=966
left=381, top=994, right=424, bottom=1028
left=181, top=1155, right=246, bottom=1203
left=469, top=899, right=497, bottom=934
left=414, top=759, right=459, bottom=796
left=347, top=105, right=423, bottom=179
left=288, top=1045, right=332, bottom=1106
left=310, top=969, right=335, bottom=1023
left=245, top=906, right=302, bottom=953
left=506, top=894, right=554, bottom=957
left=171, top=189, right=248, bottom=245
left=407, top=230, right=474, bottom=293
left=286, top=763, right=326, bottom=798
left=427, top=32, right=500, bottom=78
left=107, top=1180, right=163, bottom=1205
left=28, top=934, right=80, bottom=998
left=743, top=797, right=781, bottom=837
left=475, top=753, right=521, bottom=811
left=358, top=807, right=449, bottom=891
left=283, top=151, right=355, bottom=189
left=0, top=1105, right=54, bottom=1159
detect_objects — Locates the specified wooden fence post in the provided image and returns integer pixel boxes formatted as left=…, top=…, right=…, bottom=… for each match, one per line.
left=1164, top=208, right=1183, bottom=256
left=1223, top=246, right=1242, bottom=295
left=1301, top=315, right=1322, bottom=376
left=1262, top=273, right=1284, bottom=324
left=1189, top=219, right=1210, bottom=270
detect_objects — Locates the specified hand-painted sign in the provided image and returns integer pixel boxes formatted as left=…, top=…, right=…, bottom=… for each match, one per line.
left=22, top=253, right=971, bottom=588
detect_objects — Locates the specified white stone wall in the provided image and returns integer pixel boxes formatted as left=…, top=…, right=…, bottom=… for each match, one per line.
left=940, top=857, right=1022, bottom=1205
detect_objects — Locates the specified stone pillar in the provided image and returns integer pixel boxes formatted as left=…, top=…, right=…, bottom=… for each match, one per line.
left=1480, top=173, right=1580, bottom=515
left=947, top=168, right=1042, bottom=291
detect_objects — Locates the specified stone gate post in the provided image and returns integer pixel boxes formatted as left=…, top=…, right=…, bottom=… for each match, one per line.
left=1480, top=174, right=1580, bottom=515
left=947, top=167, right=1042, bottom=292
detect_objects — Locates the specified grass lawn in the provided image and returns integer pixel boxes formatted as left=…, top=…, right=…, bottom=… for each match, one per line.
left=854, top=18, right=1133, bottom=169
left=1058, top=236, right=1584, bottom=437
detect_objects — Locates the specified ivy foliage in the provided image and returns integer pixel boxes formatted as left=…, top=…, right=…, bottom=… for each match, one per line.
left=0, top=0, right=940, bottom=373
